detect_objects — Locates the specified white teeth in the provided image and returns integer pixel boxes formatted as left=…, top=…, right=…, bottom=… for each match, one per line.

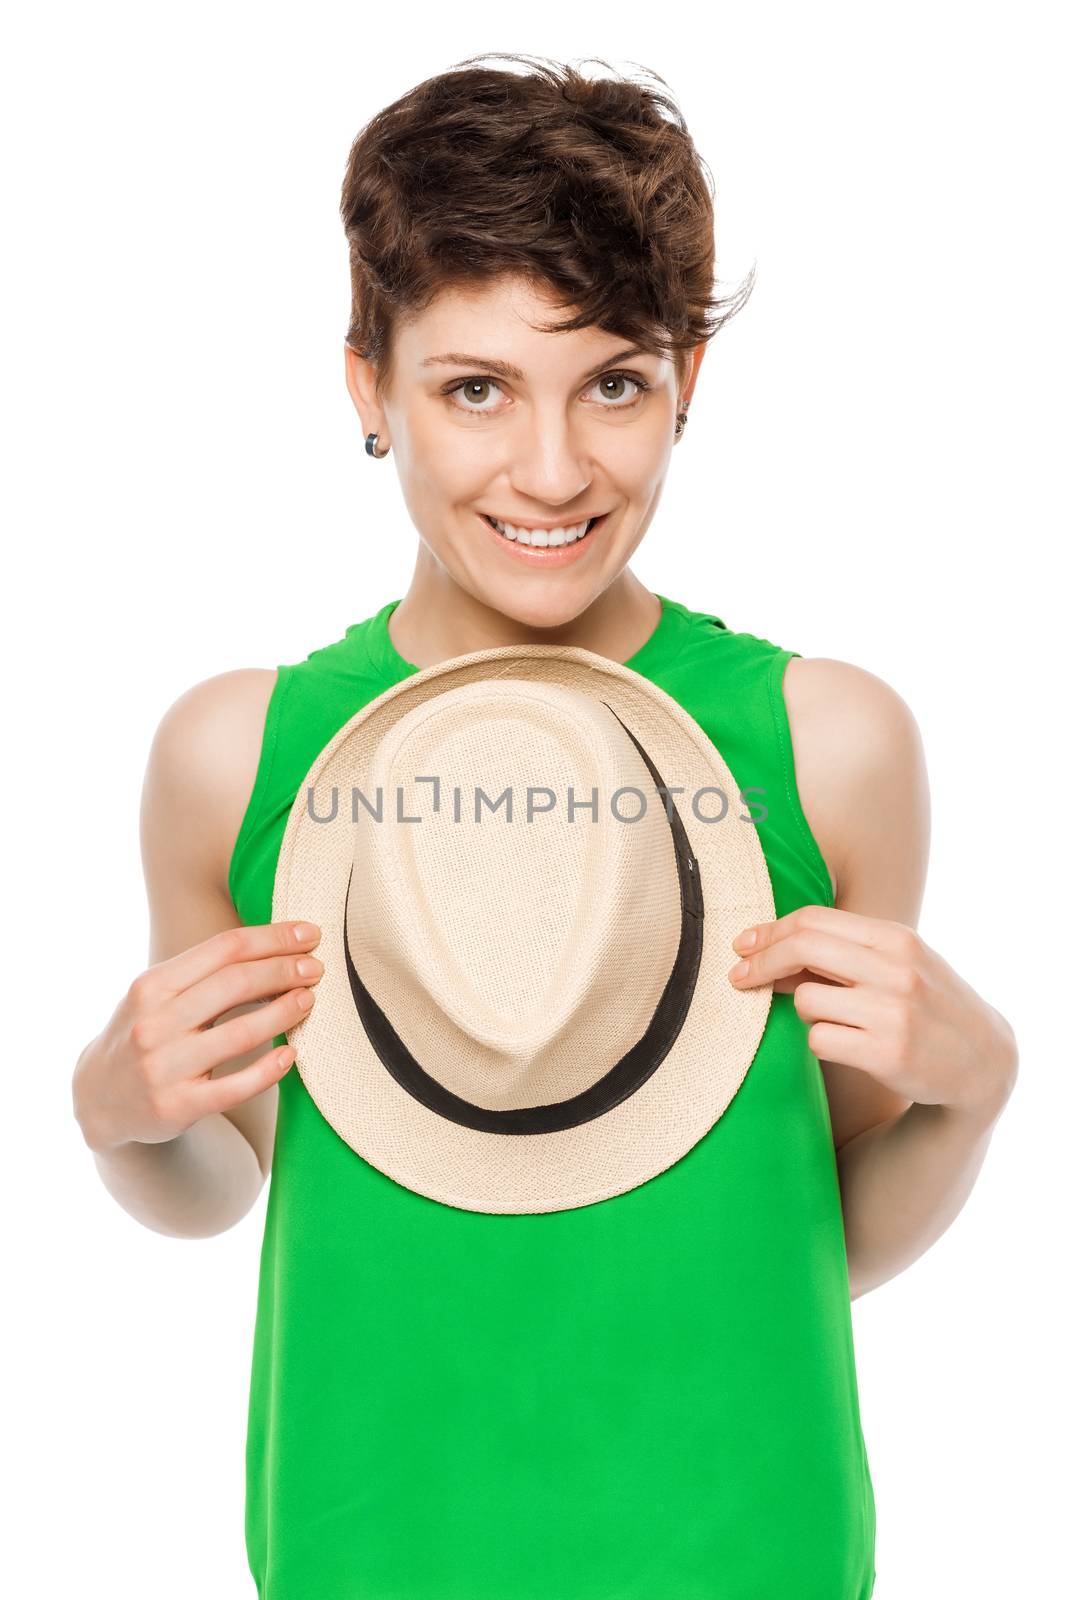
left=488, top=516, right=594, bottom=545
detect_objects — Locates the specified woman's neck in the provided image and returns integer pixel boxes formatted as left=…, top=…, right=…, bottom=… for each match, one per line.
left=387, top=557, right=663, bottom=670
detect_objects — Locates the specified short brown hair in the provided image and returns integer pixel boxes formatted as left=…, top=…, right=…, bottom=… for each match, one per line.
left=340, top=53, right=754, bottom=398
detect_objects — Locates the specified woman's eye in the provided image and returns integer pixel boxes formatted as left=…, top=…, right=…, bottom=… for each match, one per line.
left=448, top=377, right=503, bottom=411
left=592, top=373, right=644, bottom=405
left=443, top=371, right=649, bottom=416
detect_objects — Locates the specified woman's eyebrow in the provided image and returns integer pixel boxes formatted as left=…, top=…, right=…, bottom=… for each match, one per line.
left=419, top=346, right=653, bottom=382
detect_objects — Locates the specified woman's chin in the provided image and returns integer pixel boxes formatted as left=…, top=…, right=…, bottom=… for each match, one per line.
left=469, top=573, right=608, bottom=634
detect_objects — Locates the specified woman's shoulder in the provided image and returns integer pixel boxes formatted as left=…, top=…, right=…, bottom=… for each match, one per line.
left=782, top=654, right=921, bottom=767
left=142, top=668, right=280, bottom=907
left=780, top=655, right=928, bottom=906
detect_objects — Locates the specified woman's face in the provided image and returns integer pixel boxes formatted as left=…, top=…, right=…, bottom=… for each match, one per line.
left=344, top=274, right=703, bottom=630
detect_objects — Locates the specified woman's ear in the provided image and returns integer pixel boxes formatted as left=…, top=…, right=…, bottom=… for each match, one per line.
left=681, top=341, right=708, bottom=406
left=344, top=343, right=386, bottom=444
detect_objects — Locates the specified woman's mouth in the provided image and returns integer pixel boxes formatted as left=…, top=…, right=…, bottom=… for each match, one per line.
left=478, top=511, right=609, bottom=564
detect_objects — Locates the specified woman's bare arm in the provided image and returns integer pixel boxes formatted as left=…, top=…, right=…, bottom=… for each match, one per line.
left=771, top=657, right=1016, bottom=1297
left=72, top=669, right=321, bottom=1238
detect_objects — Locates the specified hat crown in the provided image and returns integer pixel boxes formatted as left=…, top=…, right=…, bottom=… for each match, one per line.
left=346, top=678, right=682, bottom=1107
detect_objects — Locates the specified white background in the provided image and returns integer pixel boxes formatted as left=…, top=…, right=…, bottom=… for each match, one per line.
left=3, top=3, right=1064, bottom=1595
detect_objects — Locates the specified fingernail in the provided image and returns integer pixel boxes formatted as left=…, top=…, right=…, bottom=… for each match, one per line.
left=735, top=929, right=757, bottom=950
left=729, top=960, right=750, bottom=980
left=297, top=988, right=315, bottom=1009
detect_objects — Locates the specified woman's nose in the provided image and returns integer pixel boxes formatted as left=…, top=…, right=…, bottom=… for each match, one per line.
left=503, top=411, right=592, bottom=507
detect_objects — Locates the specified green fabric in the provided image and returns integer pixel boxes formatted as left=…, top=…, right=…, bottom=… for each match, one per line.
left=229, top=593, right=876, bottom=1599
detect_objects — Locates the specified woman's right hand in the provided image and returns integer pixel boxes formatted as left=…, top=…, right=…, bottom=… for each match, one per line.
left=72, top=920, right=323, bottom=1154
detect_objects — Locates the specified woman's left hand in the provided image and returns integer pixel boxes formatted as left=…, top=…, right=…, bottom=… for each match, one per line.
left=728, top=905, right=1018, bottom=1120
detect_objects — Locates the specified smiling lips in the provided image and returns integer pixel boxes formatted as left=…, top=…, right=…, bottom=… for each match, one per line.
left=482, top=512, right=605, bottom=550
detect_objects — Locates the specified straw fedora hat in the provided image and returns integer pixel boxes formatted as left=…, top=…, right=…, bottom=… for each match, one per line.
left=272, top=642, right=775, bottom=1215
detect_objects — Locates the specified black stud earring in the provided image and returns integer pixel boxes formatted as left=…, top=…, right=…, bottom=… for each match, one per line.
left=365, top=432, right=390, bottom=458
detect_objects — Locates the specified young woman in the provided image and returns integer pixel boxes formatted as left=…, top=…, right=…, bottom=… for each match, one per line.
left=72, top=54, right=1018, bottom=1600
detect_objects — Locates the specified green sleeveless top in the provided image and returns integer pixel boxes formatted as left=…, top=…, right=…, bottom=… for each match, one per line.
left=228, top=592, right=876, bottom=1600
